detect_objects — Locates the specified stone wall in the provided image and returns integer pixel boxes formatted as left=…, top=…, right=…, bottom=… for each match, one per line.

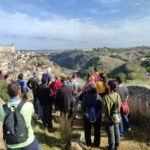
left=0, top=45, right=15, bottom=53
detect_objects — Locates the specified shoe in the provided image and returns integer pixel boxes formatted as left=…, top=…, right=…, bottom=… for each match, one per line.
left=128, top=128, right=132, bottom=131
left=120, top=136, right=124, bottom=140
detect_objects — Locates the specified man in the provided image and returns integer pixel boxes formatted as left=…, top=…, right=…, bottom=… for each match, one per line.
left=0, top=82, right=41, bottom=150
left=27, top=72, right=40, bottom=111
left=0, top=70, right=5, bottom=80
left=36, top=76, right=53, bottom=130
left=42, top=67, right=52, bottom=85
left=56, top=77, right=73, bottom=119
left=102, top=80, right=121, bottom=150
left=116, top=76, right=131, bottom=138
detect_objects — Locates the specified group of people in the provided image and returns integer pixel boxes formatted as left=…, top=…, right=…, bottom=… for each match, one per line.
left=0, top=67, right=131, bottom=150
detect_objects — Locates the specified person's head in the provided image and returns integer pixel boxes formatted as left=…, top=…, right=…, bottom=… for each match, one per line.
left=107, top=80, right=116, bottom=93
left=0, top=70, right=4, bottom=76
left=116, top=76, right=123, bottom=86
left=18, top=73, right=23, bottom=80
left=87, top=83, right=97, bottom=94
left=99, top=73, right=108, bottom=84
left=4, top=74, right=10, bottom=80
left=94, top=67, right=98, bottom=72
left=41, top=76, right=48, bottom=84
left=67, top=76, right=72, bottom=82
left=55, top=76, right=60, bottom=81
left=46, top=67, right=51, bottom=73
left=61, top=77, right=67, bottom=85
left=72, top=74, right=77, bottom=80
left=33, top=72, right=37, bottom=76
left=7, top=82, right=21, bottom=98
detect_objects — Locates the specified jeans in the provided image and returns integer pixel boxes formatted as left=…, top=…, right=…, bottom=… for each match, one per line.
left=8, top=138, right=41, bottom=150
left=105, top=124, right=120, bottom=150
left=83, top=116, right=101, bottom=147
left=41, top=106, right=53, bottom=128
left=73, top=98, right=79, bottom=118
left=36, top=100, right=42, bottom=120
left=119, top=115, right=131, bottom=137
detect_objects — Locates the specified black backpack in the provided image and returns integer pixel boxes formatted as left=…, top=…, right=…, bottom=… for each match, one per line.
left=3, top=101, right=28, bottom=144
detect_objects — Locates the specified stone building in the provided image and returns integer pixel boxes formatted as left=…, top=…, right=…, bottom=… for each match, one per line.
left=0, top=44, right=15, bottom=53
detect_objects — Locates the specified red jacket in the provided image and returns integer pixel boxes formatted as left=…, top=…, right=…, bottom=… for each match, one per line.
left=50, top=80, right=62, bottom=95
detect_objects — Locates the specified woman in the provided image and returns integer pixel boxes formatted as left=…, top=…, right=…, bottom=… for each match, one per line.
left=82, top=75, right=96, bottom=93
left=102, top=80, right=121, bottom=150
left=17, top=73, right=28, bottom=100
left=96, top=73, right=108, bottom=99
left=82, top=84, right=102, bottom=147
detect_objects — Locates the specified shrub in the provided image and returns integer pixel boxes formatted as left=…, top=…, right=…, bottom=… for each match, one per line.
left=116, top=73, right=126, bottom=81
left=0, top=80, right=9, bottom=102
left=59, top=116, right=72, bottom=145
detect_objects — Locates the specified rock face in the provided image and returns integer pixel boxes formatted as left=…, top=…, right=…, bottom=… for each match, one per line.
left=0, top=99, right=6, bottom=150
left=128, top=86, right=150, bottom=125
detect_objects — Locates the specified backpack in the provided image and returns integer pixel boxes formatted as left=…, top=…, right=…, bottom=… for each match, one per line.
left=108, top=95, right=121, bottom=124
left=87, top=95, right=101, bottom=123
left=3, top=101, right=28, bottom=144
left=30, top=77, right=39, bottom=90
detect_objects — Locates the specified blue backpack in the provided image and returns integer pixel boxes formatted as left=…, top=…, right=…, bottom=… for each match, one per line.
left=88, top=103, right=101, bottom=123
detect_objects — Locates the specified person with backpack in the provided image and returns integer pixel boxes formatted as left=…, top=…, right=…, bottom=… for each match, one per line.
left=93, top=67, right=100, bottom=83
left=116, top=76, right=131, bottom=139
left=82, top=84, right=102, bottom=147
left=17, top=73, right=28, bottom=100
left=27, top=72, right=40, bottom=111
left=102, top=80, right=121, bottom=150
left=36, top=76, right=53, bottom=131
left=0, top=81, right=41, bottom=150
left=96, top=73, right=108, bottom=99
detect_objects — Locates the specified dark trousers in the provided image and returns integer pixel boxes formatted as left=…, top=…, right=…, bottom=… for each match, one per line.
left=41, top=106, right=52, bottom=129
left=8, top=138, right=41, bottom=150
left=105, top=124, right=120, bottom=150
left=83, top=116, right=101, bottom=147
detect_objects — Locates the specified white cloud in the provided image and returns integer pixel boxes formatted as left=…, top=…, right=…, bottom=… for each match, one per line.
left=94, top=0, right=121, bottom=4
left=110, top=9, right=120, bottom=14
left=0, top=8, right=150, bottom=49
left=89, top=9, right=100, bottom=14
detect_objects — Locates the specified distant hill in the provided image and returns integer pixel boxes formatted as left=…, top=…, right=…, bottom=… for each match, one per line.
left=49, top=47, right=149, bottom=78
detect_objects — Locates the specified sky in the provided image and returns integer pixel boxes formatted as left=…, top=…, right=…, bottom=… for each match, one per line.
left=0, top=0, right=150, bottom=50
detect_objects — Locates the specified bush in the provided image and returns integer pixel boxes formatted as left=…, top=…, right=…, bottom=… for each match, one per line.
left=0, top=80, right=9, bottom=102
left=116, top=73, right=126, bottom=81
left=59, top=116, right=72, bottom=145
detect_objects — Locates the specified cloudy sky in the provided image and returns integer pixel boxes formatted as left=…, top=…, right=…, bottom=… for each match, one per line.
left=0, top=0, right=150, bottom=50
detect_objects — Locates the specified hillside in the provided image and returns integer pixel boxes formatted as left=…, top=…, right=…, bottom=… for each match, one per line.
left=49, top=47, right=150, bottom=79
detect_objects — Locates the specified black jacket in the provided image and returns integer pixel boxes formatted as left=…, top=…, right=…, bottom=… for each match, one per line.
left=36, top=84, right=53, bottom=106
left=56, top=85, right=73, bottom=112
left=82, top=93, right=102, bottom=115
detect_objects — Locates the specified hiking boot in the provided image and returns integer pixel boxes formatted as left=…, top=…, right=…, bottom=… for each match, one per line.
left=120, top=136, right=124, bottom=140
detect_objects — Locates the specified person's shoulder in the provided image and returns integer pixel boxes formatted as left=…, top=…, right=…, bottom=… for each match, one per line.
left=23, top=101, right=34, bottom=108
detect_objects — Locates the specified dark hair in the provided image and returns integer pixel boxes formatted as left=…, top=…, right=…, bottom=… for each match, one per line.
left=4, top=74, right=9, bottom=80
left=87, top=83, right=97, bottom=94
left=61, top=77, right=66, bottom=84
left=72, top=74, right=77, bottom=79
left=7, top=82, right=21, bottom=98
left=41, top=76, right=48, bottom=84
left=18, top=73, right=23, bottom=80
left=0, top=70, right=2, bottom=75
left=94, top=67, right=98, bottom=72
left=108, top=80, right=116, bottom=92
left=116, top=76, right=123, bottom=84
left=99, top=73, right=108, bottom=84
